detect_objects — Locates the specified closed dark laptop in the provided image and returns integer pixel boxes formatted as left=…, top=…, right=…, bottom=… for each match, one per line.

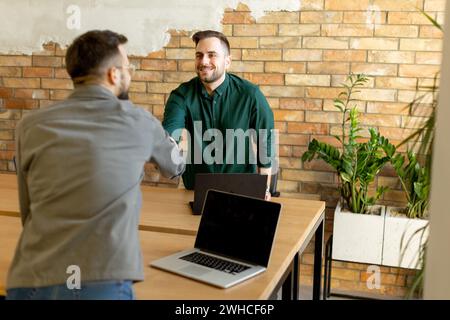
left=150, top=190, right=281, bottom=288
left=191, top=173, right=267, bottom=215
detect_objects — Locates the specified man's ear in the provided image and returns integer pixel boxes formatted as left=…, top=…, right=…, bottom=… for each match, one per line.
left=106, top=67, right=120, bottom=85
left=225, top=54, right=231, bottom=70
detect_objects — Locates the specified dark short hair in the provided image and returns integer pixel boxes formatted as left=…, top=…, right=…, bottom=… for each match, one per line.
left=192, top=30, right=230, bottom=55
left=65, top=30, right=128, bottom=80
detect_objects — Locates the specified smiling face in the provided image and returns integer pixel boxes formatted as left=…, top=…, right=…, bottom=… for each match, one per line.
left=195, top=37, right=231, bottom=87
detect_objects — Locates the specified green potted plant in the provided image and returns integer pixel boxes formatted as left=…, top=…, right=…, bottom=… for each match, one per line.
left=381, top=150, right=430, bottom=269
left=302, top=74, right=395, bottom=264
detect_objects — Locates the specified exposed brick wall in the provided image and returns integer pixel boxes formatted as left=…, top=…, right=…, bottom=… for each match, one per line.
left=0, top=0, right=445, bottom=298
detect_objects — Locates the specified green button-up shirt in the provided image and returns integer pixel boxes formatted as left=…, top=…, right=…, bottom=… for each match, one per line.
left=163, top=73, right=274, bottom=190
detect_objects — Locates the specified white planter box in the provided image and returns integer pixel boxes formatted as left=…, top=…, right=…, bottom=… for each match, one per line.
left=332, top=202, right=385, bottom=265
left=382, top=206, right=429, bottom=269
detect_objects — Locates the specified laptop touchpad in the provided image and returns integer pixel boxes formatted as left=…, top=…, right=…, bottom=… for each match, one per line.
left=179, top=265, right=212, bottom=276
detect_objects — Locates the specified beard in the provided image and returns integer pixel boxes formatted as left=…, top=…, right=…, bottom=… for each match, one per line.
left=117, top=73, right=130, bottom=100
left=197, top=65, right=224, bottom=84
left=117, top=90, right=129, bottom=100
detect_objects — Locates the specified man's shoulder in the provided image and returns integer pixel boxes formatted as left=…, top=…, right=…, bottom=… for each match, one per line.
left=227, top=73, right=260, bottom=94
left=171, top=77, right=198, bottom=96
left=118, top=99, right=158, bottom=124
left=16, top=100, right=65, bottom=132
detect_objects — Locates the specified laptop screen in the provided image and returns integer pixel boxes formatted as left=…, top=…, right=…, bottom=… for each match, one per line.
left=192, top=173, right=267, bottom=214
left=194, top=190, right=281, bottom=267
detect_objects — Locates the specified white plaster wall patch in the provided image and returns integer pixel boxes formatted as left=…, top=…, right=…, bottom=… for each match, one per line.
left=0, top=0, right=300, bottom=55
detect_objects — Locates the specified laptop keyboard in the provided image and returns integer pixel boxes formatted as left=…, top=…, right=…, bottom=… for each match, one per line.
left=180, top=252, right=251, bottom=275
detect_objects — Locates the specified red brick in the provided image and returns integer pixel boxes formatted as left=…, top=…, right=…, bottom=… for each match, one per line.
left=350, top=38, right=398, bottom=50
left=322, top=24, right=373, bottom=37
left=343, top=11, right=387, bottom=24
left=305, top=87, right=343, bottom=99
left=242, top=49, right=281, bottom=61
left=0, top=56, right=32, bottom=67
left=242, top=73, right=284, bottom=85
left=132, top=70, right=163, bottom=82
left=307, top=62, right=350, bottom=75
left=165, top=36, right=180, bottom=48
left=301, top=11, right=342, bottom=23
left=260, top=86, right=304, bottom=98
left=374, top=0, right=424, bottom=11
left=286, top=74, right=330, bottom=86
left=141, top=59, right=177, bottom=71
left=227, top=37, right=258, bottom=49
left=54, top=68, right=70, bottom=79
left=282, top=169, right=334, bottom=183
left=222, top=11, right=254, bottom=24
left=0, top=67, right=22, bottom=77
left=3, top=78, right=40, bottom=88
left=275, top=121, right=287, bottom=133
left=351, top=63, right=397, bottom=76
left=367, top=102, right=410, bottom=115
left=279, top=134, right=309, bottom=146
left=400, top=38, right=442, bottom=51
left=23, top=67, right=54, bottom=78
left=360, top=114, right=402, bottom=127
left=147, top=83, right=179, bottom=94
left=424, top=0, right=446, bottom=11
left=129, top=82, right=146, bottom=93
left=283, top=49, right=322, bottom=62
left=259, top=37, right=302, bottom=49
left=265, top=62, right=306, bottom=74
left=228, top=61, right=264, bottom=73
left=279, top=24, right=321, bottom=36
left=416, top=52, right=442, bottom=65
left=305, top=111, right=342, bottom=124
left=288, top=123, right=329, bottom=134
left=399, top=64, right=441, bottom=78
left=303, top=37, right=348, bottom=49
left=233, top=25, right=277, bottom=36
left=129, top=93, right=165, bottom=105
left=375, top=25, right=419, bottom=38
left=388, top=12, right=434, bottom=25
left=166, top=49, right=195, bottom=60
left=257, top=12, right=299, bottom=24
left=0, top=88, right=14, bottom=99
left=302, top=159, right=336, bottom=171
left=163, top=71, right=195, bottom=83
left=273, top=110, right=304, bottom=122
left=279, top=98, right=322, bottom=110
left=4, top=99, right=39, bottom=109
left=146, top=50, right=165, bottom=59
left=14, top=89, right=49, bottom=100
left=41, top=79, right=73, bottom=90
left=0, top=150, right=15, bottom=160
left=323, top=50, right=366, bottom=62
left=32, top=56, right=62, bottom=67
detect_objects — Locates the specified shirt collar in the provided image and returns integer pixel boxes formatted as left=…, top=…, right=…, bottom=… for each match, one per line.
left=199, top=73, right=229, bottom=98
left=69, top=84, right=117, bottom=101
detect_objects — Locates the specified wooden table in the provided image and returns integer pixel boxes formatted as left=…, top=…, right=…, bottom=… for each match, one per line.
left=0, top=174, right=325, bottom=300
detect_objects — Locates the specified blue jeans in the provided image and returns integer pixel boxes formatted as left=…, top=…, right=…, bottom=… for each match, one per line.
left=6, top=280, right=135, bottom=300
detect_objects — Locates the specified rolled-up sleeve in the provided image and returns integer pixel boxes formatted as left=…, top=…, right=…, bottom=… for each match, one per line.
left=162, top=90, right=186, bottom=142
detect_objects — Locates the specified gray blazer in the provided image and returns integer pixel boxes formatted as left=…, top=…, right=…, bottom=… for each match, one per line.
left=7, top=84, right=185, bottom=289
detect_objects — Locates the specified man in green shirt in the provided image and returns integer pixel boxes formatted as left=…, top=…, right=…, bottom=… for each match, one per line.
left=163, top=30, right=275, bottom=198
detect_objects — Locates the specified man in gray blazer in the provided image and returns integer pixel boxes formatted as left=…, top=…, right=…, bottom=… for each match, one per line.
left=6, top=30, right=185, bottom=300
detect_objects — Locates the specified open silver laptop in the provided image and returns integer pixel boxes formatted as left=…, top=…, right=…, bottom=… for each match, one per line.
left=150, top=189, right=281, bottom=288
